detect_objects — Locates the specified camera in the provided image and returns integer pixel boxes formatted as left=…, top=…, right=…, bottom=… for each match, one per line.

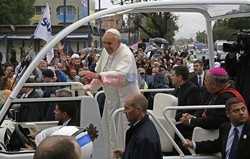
left=223, top=30, right=250, bottom=53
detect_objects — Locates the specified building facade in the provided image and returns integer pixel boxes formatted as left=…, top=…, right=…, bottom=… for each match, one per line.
left=0, top=0, right=100, bottom=64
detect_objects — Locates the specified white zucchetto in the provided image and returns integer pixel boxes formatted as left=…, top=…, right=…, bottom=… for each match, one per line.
left=106, top=28, right=121, bottom=39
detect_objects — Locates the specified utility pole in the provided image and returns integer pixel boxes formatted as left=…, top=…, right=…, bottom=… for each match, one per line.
left=87, top=0, right=91, bottom=47
left=63, top=0, right=67, bottom=52
left=99, top=0, right=102, bottom=48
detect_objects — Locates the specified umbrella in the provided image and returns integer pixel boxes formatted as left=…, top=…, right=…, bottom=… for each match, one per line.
left=130, top=43, right=138, bottom=49
left=78, top=47, right=93, bottom=53
left=154, top=38, right=169, bottom=44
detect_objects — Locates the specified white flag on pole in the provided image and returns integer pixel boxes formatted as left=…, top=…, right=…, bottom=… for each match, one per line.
left=34, top=3, right=52, bottom=41
left=34, top=3, right=54, bottom=63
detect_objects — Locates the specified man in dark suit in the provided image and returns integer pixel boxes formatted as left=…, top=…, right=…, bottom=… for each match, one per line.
left=113, top=94, right=163, bottom=159
left=183, top=97, right=250, bottom=159
left=54, top=89, right=78, bottom=126
left=189, top=60, right=208, bottom=98
left=180, top=67, right=245, bottom=130
left=16, top=77, right=43, bottom=122
left=42, top=68, right=60, bottom=121
left=171, top=65, right=202, bottom=121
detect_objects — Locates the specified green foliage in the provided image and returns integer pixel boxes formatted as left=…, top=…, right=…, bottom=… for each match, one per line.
left=0, top=0, right=35, bottom=25
left=134, top=12, right=179, bottom=45
left=111, top=0, right=179, bottom=45
left=196, top=31, right=207, bottom=43
left=228, top=17, right=250, bottom=30
left=212, top=17, right=250, bottom=42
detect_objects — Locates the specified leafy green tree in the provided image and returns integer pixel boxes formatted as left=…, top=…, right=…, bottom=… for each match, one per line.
left=212, top=17, right=250, bottom=42
left=135, top=12, right=178, bottom=45
left=0, top=0, right=35, bottom=25
left=111, top=0, right=179, bottom=45
left=227, top=17, right=250, bottom=30
left=196, top=31, right=207, bottom=43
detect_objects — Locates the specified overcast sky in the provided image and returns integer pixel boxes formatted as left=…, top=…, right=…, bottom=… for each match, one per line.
left=95, top=0, right=206, bottom=40
left=174, top=13, right=206, bottom=40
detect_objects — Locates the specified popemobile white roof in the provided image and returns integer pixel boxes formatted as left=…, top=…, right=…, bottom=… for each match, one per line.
left=121, top=0, right=250, bottom=21
left=1, top=0, right=250, bottom=122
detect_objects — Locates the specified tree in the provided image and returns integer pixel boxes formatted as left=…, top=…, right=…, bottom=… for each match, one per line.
left=134, top=12, right=178, bottom=45
left=227, top=17, right=250, bottom=30
left=0, top=0, right=35, bottom=25
left=111, top=0, right=179, bottom=45
left=212, top=20, right=236, bottom=41
left=196, top=31, right=207, bottom=43
left=212, top=17, right=250, bottom=42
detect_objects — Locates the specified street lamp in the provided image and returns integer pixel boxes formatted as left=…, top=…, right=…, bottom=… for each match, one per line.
left=99, top=0, right=102, bottom=48
left=87, top=0, right=91, bottom=47
left=63, top=0, right=67, bottom=52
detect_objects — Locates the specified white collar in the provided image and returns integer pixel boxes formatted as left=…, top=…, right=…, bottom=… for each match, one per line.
left=62, top=119, right=71, bottom=126
left=23, top=89, right=33, bottom=98
left=198, top=71, right=204, bottom=78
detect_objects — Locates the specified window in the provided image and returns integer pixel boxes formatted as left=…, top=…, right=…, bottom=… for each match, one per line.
left=56, top=6, right=76, bottom=15
left=35, top=6, right=46, bottom=15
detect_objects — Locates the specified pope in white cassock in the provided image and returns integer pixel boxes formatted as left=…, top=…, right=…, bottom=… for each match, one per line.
left=79, top=28, right=140, bottom=159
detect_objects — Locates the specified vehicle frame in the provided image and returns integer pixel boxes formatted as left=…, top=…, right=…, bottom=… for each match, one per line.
left=1, top=0, right=250, bottom=158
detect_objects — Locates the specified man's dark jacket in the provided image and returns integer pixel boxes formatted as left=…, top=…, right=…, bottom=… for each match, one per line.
left=123, top=114, right=163, bottom=159
left=195, top=121, right=250, bottom=159
left=173, top=80, right=202, bottom=121
left=189, top=72, right=209, bottom=98
left=190, top=86, right=237, bottom=129
left=58, top=118, right=78, bottom=126
left=17, top=89, right=43, bottom=122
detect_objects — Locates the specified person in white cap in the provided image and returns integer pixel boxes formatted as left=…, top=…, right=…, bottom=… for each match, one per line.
left=79, top=28, right=139, bottom=158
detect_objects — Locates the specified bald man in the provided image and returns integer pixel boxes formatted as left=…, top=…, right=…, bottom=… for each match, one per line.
left=114, top=94, right=162, bottom=159
left=79, top=28, right=140, bottom=158
left=33, top=135, right=81, bottom=159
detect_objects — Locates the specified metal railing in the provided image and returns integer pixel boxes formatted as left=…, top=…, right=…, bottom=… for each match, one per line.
left=111, top=108, right=185, bottom=156
left=95, top=88, right=174, bottom=101
left=111, top=105, right=225, bottom=158
left=23, top=82, right=93, bottom=97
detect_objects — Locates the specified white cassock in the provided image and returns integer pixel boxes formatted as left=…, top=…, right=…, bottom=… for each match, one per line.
left=86, top=43, right=140, bottom=158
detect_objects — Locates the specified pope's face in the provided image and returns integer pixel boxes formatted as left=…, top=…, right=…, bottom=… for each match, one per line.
left=102, top=32, right=121, bottom=54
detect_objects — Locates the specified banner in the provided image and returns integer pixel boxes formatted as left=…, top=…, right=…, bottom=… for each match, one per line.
left=34, top=3, right=54, bottom=63
left=34, top=3, right=52, bottom=41
left=81, top=0, right=88, bottom=18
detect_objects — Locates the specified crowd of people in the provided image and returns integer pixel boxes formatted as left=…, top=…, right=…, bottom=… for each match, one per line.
left=0, top=28, right=249, bottom=159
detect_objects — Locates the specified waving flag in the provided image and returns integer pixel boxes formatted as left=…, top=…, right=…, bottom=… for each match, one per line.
left=34, top=3, right=52, bottom=41
left=34, top=3, right=54, bottom=63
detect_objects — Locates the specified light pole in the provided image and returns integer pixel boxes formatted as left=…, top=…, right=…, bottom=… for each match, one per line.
left=87, top=0, right=91, bottom=47
left=63, top=0, right=67, bottom=52
left=99, top=0, right=102, bottom=48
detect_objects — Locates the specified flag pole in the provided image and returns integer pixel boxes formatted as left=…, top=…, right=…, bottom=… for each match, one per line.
left=33, top=3, right=54, bottom=63
left=28, top=35, right=35, bottom=48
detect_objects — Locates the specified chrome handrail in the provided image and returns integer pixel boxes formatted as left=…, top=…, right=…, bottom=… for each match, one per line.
left=94, top=88, right=174, bottom=101
left=111, top=108, right=185, bottom=156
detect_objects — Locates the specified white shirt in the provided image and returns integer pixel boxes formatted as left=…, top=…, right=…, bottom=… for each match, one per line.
left=62, top=119, right=71, bottom=126
left=197, top=71, right=204, bottom=87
